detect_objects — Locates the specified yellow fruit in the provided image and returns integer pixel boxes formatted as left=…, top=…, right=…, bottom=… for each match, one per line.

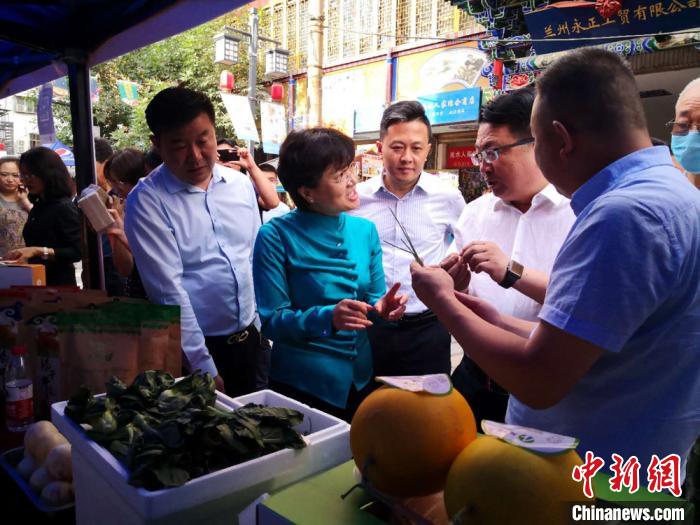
left=444, top=435, right=588, bottom=525
left=350, top=386, right=476, bottom=497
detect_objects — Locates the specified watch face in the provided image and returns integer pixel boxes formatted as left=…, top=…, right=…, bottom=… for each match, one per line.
left=510, top=260, right=524, bottom=277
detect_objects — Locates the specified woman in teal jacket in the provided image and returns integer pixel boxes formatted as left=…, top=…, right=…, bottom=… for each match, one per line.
left=253, top=128, right=406, bottom=421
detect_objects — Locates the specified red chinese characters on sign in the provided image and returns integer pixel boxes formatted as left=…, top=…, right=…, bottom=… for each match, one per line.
left=572, top=452, right=683, bottom=499
left=609, top=454, right=641, bottom=494
left=446, top=146, right=476, bottom=169
left=648, top=454, right=682, bottom=497
left=572, top=451, right=605, bottom=498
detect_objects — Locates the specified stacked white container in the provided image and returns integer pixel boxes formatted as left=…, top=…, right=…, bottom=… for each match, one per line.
left=51, top=389, right=351, bottom=525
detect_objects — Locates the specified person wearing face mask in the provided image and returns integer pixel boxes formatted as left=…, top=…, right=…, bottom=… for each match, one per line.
left=411, top=48, right=700, bottom=482
left=670, top=78, right=700, bottom=190
left=252, top=127, right=407, bottom=421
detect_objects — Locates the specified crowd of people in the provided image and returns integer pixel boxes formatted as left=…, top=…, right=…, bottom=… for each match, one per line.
left=0, top=48, right=697, bottom=487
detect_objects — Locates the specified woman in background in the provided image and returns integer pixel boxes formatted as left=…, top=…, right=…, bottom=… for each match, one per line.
left=253, top=127, right=407, bottom=421
left=5, top=147, right=80, bottom=286
left=103, top=148, right=148, bottom=298
left=0, top=157, right=31, bottom=258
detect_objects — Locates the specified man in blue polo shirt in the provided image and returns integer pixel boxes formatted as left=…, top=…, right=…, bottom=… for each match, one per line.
left=411, top=48, right=700, bottom=479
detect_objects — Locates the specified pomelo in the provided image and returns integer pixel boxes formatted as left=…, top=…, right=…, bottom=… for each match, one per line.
left=444, top=435, right=588, bottom=525
left=350, top=386, right=476, bottom=497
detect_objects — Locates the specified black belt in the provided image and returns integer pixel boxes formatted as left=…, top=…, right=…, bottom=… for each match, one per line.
left=396, top=310, right=437, bottom=326
left=206, top=323, right=257, bottom=345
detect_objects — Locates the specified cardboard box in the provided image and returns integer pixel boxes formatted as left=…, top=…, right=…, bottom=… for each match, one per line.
left=51, top=389, right=351, bottom=525
left=0, top=263, right=46, bottom=288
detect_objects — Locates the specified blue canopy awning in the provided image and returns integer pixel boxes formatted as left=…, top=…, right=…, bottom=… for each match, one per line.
left=0, top=0, right=240, bottom=98
left=0, top=0, right=244, bottom=289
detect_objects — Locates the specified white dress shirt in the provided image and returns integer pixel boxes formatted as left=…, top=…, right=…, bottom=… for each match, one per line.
left=350, top=172, right=466, bottom=314
left=262, top=201, right=290, bottom=223
left=124, top=163, right=261, bottom=378
left=454, top=184, right=576, bottom=321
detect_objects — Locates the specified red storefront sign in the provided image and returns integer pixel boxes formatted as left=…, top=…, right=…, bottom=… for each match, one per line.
left=446, top=146, right=476, bottom=168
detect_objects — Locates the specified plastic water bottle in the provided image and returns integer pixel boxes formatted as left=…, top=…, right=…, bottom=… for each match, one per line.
left=5, top=345, right=33, bottom=432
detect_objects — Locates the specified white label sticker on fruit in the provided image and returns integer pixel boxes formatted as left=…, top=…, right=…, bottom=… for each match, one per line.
left=376, top=374, right=452, bottom=394
left=481, top=420, right=579, bottom=454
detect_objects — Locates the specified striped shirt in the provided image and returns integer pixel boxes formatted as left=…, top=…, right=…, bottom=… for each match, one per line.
left=350, top=172, right=465, bottom=314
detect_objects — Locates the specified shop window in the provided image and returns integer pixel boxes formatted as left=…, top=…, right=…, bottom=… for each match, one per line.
left=29, top=132, right=41, bottom=148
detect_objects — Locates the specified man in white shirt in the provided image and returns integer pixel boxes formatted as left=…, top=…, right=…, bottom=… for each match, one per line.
left=452, top=87, right=575, bottom=422
left=350, top=101, right=466, bottom=379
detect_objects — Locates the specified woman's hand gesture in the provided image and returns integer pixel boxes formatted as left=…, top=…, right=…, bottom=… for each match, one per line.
left=374, top=282, right=408, bottom=321
left=332, top=299, right=374, bottom=331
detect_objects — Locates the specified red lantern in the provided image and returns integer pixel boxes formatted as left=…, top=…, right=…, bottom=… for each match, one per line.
left=492, top=59, right=504, bottom=90
left=219, top=70, right=235, bottom=92
left=270, top=83, right=284, bottom=102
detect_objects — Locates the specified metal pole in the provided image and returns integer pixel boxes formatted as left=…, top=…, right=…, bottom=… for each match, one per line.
left=248, top=8, right=258, bottom=154
left=65, top=49, right=104, bottom=290
left=308, top=0, right=324, bottom=126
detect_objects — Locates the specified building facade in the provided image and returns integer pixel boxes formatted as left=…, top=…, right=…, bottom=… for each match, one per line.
left=0, top=92, right=40, bottom=156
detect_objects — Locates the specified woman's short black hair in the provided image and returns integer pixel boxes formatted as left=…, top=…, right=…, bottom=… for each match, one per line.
left=104, top=148, right=147, bottom=187
left=277, top=127, right=355, bottom=211
left=19, top=146, right=73, bottom=202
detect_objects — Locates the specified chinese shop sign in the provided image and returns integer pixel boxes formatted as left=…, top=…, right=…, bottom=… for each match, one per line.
left=446, top=146, right=476, bottom=168
left=418, top=88, right=481, bottom=126
left=525, top=0, right=700, bottom=54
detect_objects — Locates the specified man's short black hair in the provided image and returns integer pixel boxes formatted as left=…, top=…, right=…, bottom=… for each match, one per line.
left=480, top=86, right=535, bottom=138
left=94, top=138, right=113, bottom=163
left=145, top=87, right=216, bottom=136
left=536, top=48, right=646, bottom=138
left=277, top=127, right=355, bottom=211
left=144, top=148, right=162, bottom=172
left=380, top=100, right=433, bottom=142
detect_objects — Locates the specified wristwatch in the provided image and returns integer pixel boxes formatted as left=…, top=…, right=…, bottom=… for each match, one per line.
left=499, top=259, right=524, bottom=289
left=41, top=247, right=49, bottom=260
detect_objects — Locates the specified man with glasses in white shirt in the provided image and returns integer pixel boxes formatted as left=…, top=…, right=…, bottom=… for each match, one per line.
left=349, top=100, right=467, bottom=380
left=451, top=87, right=575, bottom=423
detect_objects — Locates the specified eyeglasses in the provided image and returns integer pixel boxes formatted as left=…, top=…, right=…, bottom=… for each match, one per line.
left=469, top=137, right=535, bottom=166
left=665, top=120, right=700, bottom=137
left=0, top=172, right=20, bottom=178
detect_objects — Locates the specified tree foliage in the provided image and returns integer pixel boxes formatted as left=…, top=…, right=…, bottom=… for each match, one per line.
left=57, top=8, right=272, bottom=150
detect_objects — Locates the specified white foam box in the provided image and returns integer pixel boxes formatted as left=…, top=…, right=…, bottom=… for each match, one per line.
left=51, top=389, right=351, bottom=525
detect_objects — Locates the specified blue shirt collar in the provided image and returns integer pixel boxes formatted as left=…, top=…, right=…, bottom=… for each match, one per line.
left=570, top=146, right=674, bottom=216
left=295, top=209, right=346, bottom=231
left=161, top=163, right=225, bottom=194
